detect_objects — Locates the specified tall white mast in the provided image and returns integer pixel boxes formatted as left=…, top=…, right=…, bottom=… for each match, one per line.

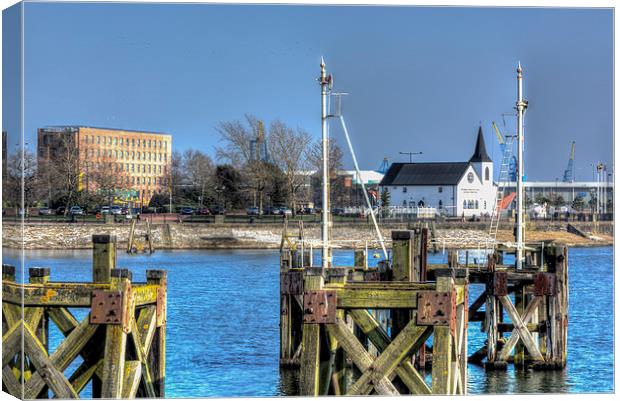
left=515, top=62, right=527, bottom=269
left=320, top=57, right=331, bottom=268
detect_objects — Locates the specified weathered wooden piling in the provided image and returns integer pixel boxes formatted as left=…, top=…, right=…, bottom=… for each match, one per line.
left=465, top=243, right=569, bottom=371
left=1, top=234, right=167, bottom=399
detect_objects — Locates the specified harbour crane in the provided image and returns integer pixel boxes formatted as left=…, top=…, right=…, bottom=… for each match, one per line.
left=492, top=121, right=517, bottom=181
left=377, top=157, right=390, bottom=174
left=562, top=141, right=575, bottom=182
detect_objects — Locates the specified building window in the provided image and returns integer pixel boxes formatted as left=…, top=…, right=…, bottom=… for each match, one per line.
left=120, top=138, right=123, bottom=145
left=143, top=140, right=146, bottom=147
left=132, top=139, right=135, bottom=146
left=114, top=150, right=118, bottom=158
left=485, top=167, right=490, bottom=181
left=484, top=200, right=487, bottom=209
left=159, top=140, right=162, bottom=148
left=148, top=140, right=151, bottom=147
left=164, top=141, right=167, bottom=149
left=438, top=186, right=443, bottom=193
left=137, top=152, right=140, bottom=160
left=402, top=187, right=407, bottom=193
left=438, top=200, right=443, bottom=209
left=114, top=137, right=118, bottom=145
left=97, top=136, right=100, bottom=144
left=475, top=200, right=479, bottom=209
left=463, top=200, right=467, bottom=209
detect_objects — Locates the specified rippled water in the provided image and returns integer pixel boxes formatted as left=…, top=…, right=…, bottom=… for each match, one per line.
left=2, top=246, right=613, bottom=396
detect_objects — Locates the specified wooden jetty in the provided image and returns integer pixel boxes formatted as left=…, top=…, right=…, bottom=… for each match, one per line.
left=280, top=228, right=468, bottom=395
left=2, top=234, right=167, bottom=399
left=127, top=219, right=155, bottom=254
left=464, top=243, right=568, bottom=370
left=280, top=228, right=569, bottom=396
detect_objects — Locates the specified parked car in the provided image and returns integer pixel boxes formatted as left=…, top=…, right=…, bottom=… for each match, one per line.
left=332, top=208, right=345, bottom=216
left=100, top=206, right=111, bottom=215
left=247, top=207, right=261, bottom=216
left=38, top=207, right=53, bottom=216
left=121, top=207, right=130, bottom=215
left=281, top=208, right=293, bottom=216
left=303, top=207, right=316, bottom=215
left=56, top=206, right=66, bottom=215
left=180, top=207, right=195, bottom=215
left=69, top=206, right=84, bottom=215
left=270, top=207, right=283, bottom=215
left=197, top=207, right=211, bottom=215
left=211, top=206, right=226, bottom=215
left=110, top=206, right=123, bottom=215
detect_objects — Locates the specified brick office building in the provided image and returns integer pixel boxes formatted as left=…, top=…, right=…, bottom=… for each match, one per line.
left=37, top=126, right=172, bottom=206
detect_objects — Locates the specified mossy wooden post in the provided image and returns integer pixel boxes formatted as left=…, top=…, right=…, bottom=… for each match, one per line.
left=299, top=269, right=324, bottom=396
left=484, top=275, right=500, bottom=369
left=390, top=230, right=415, bottom=339
left=513, top=283, right=526, bottom=368
left=431, top=272, right=453, bottom=394
left=327, top=268, right=347, bottom=395
left=29, top=267, right=51, bottom=398
left=280, top=249, right=294, bottom=364
left=92, top=234, right=117, bottom=397
left=101, top=269, right=133, bottom=398
left=147, top=269, right=167, bottom=397
left=354, top=249, right=367, bottom=269
left=93, top=234, right=117, bottom=283
left=545, top=245, right=568, bottom=368
left=454, top=272, right=468, bottom=393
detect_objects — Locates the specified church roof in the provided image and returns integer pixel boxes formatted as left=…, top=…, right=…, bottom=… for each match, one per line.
left=380, top=162, right=471, bottom=186
left=469, top=126, right=492, bottom=163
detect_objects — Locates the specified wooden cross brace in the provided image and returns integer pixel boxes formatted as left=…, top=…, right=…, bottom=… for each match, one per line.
left=498, top=295, right=544, bottom=362
left=326, top=313, right=432, bottom=396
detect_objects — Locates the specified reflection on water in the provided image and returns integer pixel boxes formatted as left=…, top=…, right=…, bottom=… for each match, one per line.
left=2, top=246, right=613, bottom=396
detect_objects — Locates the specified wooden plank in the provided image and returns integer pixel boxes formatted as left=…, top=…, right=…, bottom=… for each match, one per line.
left=347, top=318, right=429, bottom=395
left=334, top=288, right=421, bottom=309
left=326, top=318, right=399, bottom=395
left=146, top=270, right=167, bottom=397
left=2, top=281, right=158, bottom=307
left=498, top=295, right=544, bottom=361
left=100, top=277, right=131, bottom=398
left=2, top=322, right=21, bottom=367
left=431, top=275, right=453, bottom=394
left=69, top=359, right=103, bottom=395
left=136, top=306, right=157, bottom=352
left=121, top=361, right=142, bottom=398
left=23, top=314, right=98, bottom=399
left=299, top=274, right=323, bottom=396
left=130, top=318, right=157, bottom=397
left=47, top=308, right=79, bottom=336
left=22, top=325, right=79, bottom=399
left=2, top=364, right=22, bottom=397
left=349, top=309, right=431, bottom=394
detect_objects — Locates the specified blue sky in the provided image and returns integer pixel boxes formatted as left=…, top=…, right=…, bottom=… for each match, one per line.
left=3, top=2, right=613, bottom=180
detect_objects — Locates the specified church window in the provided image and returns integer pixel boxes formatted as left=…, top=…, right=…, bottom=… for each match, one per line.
left=475, top=200, right=479, bottom=209
left=485, top=167, right=490, bottom=181
left=403, top=187, right=407, bottom=193
left=438, top=186, right=443, bottom=193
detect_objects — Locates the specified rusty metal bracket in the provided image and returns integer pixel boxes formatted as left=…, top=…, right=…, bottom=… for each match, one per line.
left=491, top=271, right=508, bottom=296
left=91, top=284, right=133, bottom=333
left=281, top=271, right=304, bottom=295
left=416, top=289, right=457, bottom=335
left=303, top=290, right=336, bottom=324
left=534, top=272, right=556, bottom=296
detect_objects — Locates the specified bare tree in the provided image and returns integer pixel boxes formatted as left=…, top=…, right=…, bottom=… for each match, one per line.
left=267, top=120, right=312, bottom=214
left=3, top=148, right=40, bottom=208
left=182, top=149, right=215, bottom=208
left=216, top=115, right=273, bottom=211
left=307, top=138, right=345, bottom=208
left=215, top=114, right=263, bottom=167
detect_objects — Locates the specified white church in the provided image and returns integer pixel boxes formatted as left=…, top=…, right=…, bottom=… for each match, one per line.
left=379, top=127, right=497, bottom=217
